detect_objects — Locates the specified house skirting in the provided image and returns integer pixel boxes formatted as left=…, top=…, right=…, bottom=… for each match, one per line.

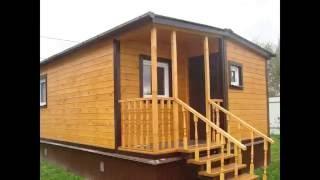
left=40, top=138, right=266, bottom=180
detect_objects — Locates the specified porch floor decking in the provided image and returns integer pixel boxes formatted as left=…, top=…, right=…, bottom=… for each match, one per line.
left=118, top=139, right=221, bottom=155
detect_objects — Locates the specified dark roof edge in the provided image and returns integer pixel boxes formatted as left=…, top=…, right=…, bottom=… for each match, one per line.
left=224, top=30, right=276, bottom=58
left=40, top=12, right=154, bottom=65
left=152, top=14, right=275, bottom=59
left=41, top=12, right=275, bottom=65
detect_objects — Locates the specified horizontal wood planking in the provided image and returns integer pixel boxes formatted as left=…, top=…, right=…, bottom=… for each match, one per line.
left=40, top=39, right=116, bottom=149
left=120, top=38, right=190, bottom=142
left=226, top=40, right=268, bottom=138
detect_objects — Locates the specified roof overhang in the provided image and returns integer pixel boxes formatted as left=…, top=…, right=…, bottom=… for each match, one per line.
left=41, top=12, right=275, bottom=66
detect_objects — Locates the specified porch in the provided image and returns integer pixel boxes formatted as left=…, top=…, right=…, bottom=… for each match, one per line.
left=117, top=24, right=229, bottom=154
left=116, top=23, right=273, bottom=179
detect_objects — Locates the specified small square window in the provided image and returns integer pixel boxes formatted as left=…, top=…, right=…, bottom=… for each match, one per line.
left=229, top=61, right=243, bottom=89
left=40, top=75, right=47, bottom=107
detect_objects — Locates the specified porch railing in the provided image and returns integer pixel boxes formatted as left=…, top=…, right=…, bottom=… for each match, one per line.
left=209, top=99, right=274, bottom=180
left=118, top=97, right=175, bottom=153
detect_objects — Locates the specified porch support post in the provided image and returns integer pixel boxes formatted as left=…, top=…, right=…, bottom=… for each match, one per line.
left=171, top=30, right=179, bottom=149
left=204, top=36, right=212, bottom=173
left=151, top=26, right=159, bottom=152
left=204, top=36, right=211, bottom=125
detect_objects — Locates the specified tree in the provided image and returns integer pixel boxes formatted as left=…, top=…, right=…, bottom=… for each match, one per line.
left=254, top=39, right=280, bottom=97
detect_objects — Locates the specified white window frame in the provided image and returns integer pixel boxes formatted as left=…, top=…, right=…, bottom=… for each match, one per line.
left=40, top=78, right=47, bottom=106
left=142, top=59, right=170, bottom=98
left=230, top=65, right=240, bottom=86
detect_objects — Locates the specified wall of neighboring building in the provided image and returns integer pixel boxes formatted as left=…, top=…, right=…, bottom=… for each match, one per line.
left=269, top=97, right=280, bottom=135
left=226, top=39, right=269, bottom=140
left=40, top=39, right=115, bottom=149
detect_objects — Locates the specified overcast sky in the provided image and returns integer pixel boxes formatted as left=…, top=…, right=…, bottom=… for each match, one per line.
left=40, top=0, right=279, bottom=61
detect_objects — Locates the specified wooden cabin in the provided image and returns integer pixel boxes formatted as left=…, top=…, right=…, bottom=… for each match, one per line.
left=40, top=12, right=275, bottom=180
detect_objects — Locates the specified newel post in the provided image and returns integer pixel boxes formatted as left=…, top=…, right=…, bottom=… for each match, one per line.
left=151, top=26, right=159, bottom=152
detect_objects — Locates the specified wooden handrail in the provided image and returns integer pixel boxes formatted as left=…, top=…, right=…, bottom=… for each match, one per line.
left=209, top=99, right=274, bottom=144
left=119, top=97, right=173, bottom=103
left=174, top=98, right=246, bottom=150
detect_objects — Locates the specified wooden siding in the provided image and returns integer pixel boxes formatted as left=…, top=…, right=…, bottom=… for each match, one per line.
left=226, top=40, right=268, bottom=140
left=40, top=39, right=115, bottom=149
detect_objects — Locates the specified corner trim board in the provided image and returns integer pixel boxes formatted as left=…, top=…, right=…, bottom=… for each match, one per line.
left=113, top=39, right=121, bottom=149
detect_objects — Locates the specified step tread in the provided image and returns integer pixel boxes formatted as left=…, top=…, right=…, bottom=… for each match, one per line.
left=187, top=153, right=235, bottom=165
left=198, top=163, right=247, bottom=177
left=178, top=143, right=221, bottom=153
left=228, top=173, right=258, bottom=180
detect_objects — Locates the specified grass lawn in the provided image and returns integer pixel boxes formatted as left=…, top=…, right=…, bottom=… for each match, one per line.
left=255, top=135, right=280, bottom=180
left=40, top=160, right=84, bottom=180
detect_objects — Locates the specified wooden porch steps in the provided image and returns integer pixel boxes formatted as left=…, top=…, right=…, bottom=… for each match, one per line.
left=187, top=153, right=235, bottom=165
left=178, top=143, right=221, bottom=153
left=198, top=163, right=247, bottom=177
left=228, top=173, right=258, bottom=180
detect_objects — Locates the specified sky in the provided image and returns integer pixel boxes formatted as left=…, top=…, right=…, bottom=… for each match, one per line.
left=40, top=0, right=280, bottom=61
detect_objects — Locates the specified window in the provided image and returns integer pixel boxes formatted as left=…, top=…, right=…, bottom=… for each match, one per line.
left=140, top=55, right=171, bottom=97
left=229, top=61, right=243, bottom=89
left=40, top=75, right=47, bottom=107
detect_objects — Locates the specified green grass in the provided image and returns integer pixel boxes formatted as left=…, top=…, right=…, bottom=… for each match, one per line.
left=255, top=135, right=280, bottom=180
left=40, top=160, right=84, bottom=180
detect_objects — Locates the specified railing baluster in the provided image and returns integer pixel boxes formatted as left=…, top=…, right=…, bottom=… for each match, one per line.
left=167, top=100, right=172, bottom=149
left=161, top=99, right=165, bottom=149
left=226, top=114, right=231, bottom=155
left=194, top=115, right=199, bottom=161
left=127, top=102, right=132, bottom=148
left=250, top=130, right=254, bottom=175
left=238, top=123, right=242, bottom=164
left=182, top=107, right=188, bottom=150
left=234, top=143, right=239, bottom=178
left=121, top=102, right=126, bottom=148
left=263, top=139, right=268, bottom=180
left=146, top=100, right=150, bottom=150
left=206, top=124, right=211, bottom=173
left=139, top=101, right=143, bottom=149
left=215, top=104, right=220, bottom=144
left=211, top=105, right=215, bottom=143
left=220, top=136, right=225, bottom=180
left=133, top=101, right=137, bottom=148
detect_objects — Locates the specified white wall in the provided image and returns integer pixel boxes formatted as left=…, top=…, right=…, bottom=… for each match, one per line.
left=269, top=97, right=280, bottom=135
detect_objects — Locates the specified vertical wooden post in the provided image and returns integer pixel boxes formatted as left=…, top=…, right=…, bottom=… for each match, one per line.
left=234, top=144, right=239, bottom=178
left=220, top=136, right=225, bottom=180
left=182, top=107, right=188, bottom=149
left=238, top=123, right=242, bottom=164
left=263, top=139, right=268, bottom=180
left=171, top=31, right=179, bottom=149
left=127, top=102, right=132, bottom=148
left=161, top=99, right=165, bottom=149
left=151, top=27, right=159, bottom=152
left=250, top=131, right=254, bottom=175
left=167, top=100, right=172, bottom=149
left=146, top=100, right=150, bottom=149
left=215, top=106, right=220, bottom=144
left=139, top=101, right=143, bottom=148
left=226, top=115, right=231, bottom=155
left=133, top=101, right=137, bottom=147
left=121, top=103, right=126, bottom=147
left=204, top=36, right=212, bottom=173
left=194, top=115, right=199, bottom=161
